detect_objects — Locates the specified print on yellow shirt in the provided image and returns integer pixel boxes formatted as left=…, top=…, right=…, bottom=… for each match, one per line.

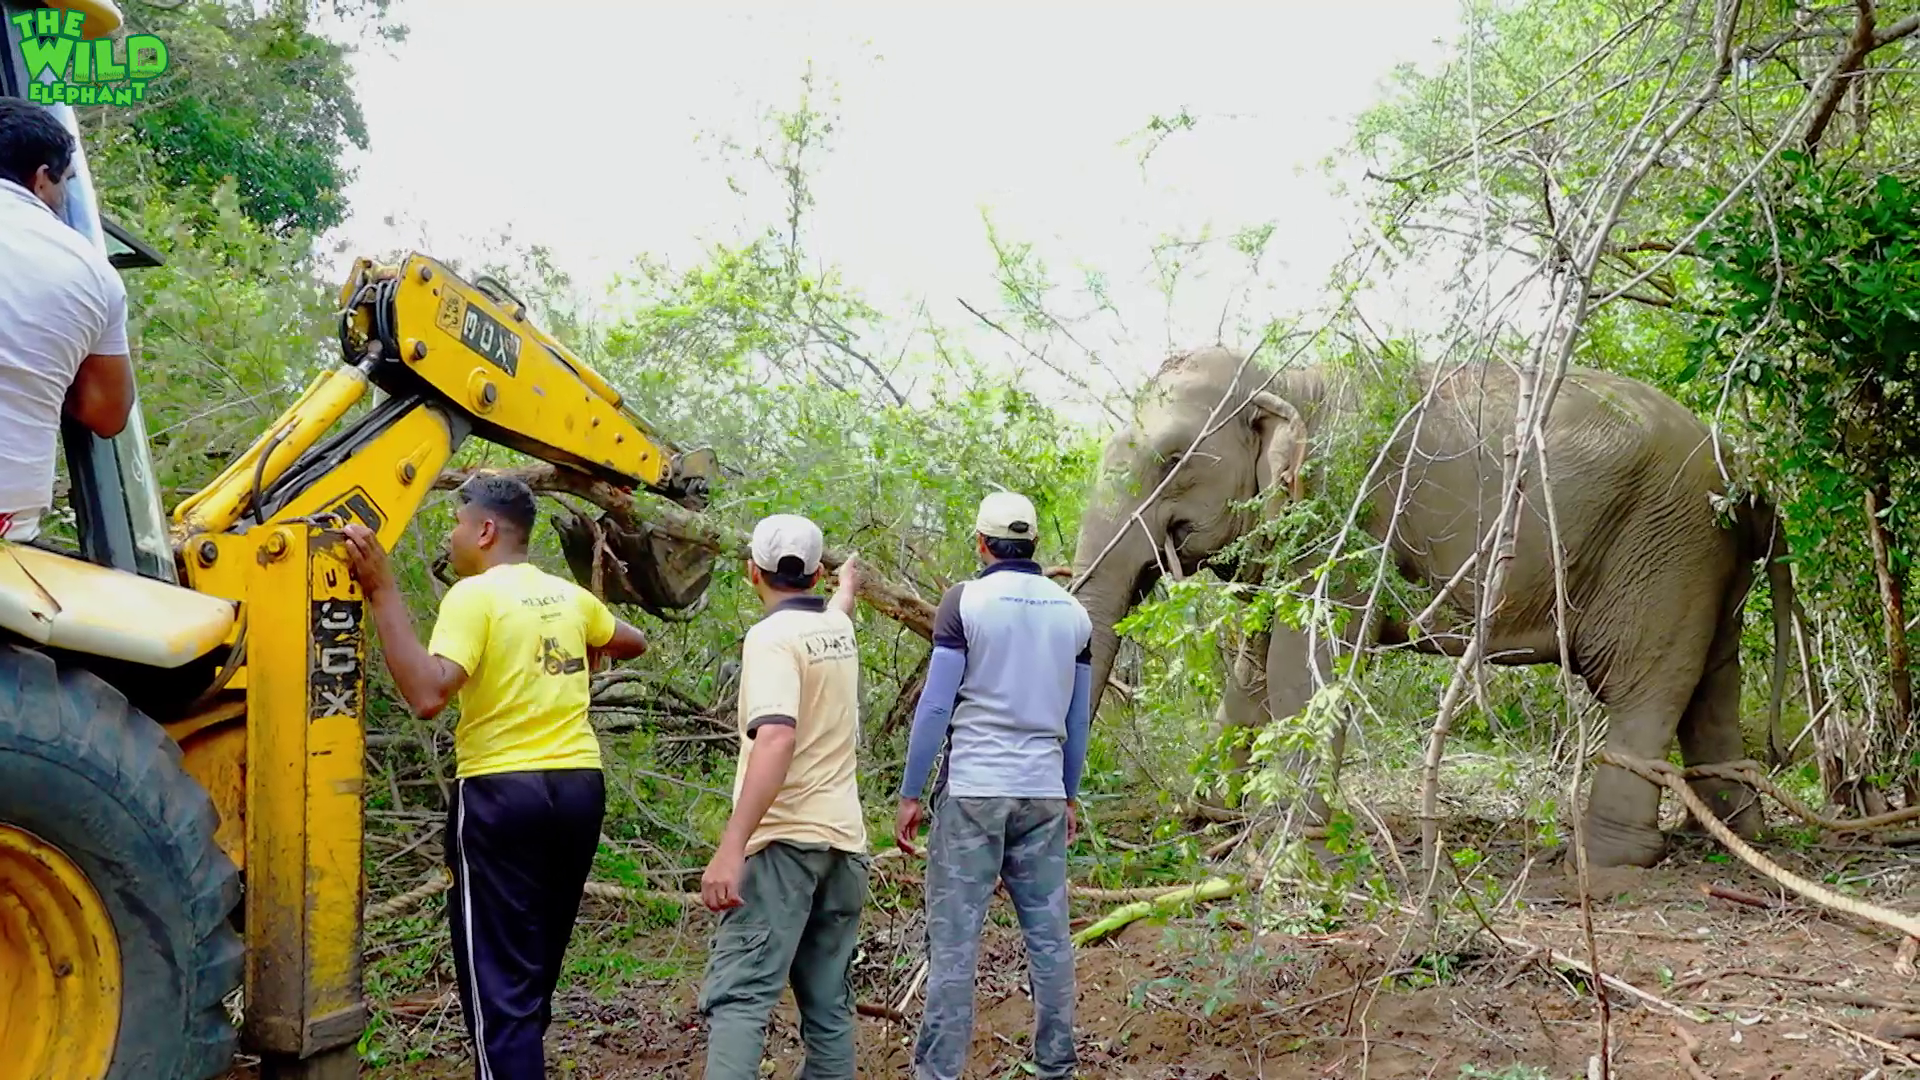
left=427, top=562, right=617, bottom=778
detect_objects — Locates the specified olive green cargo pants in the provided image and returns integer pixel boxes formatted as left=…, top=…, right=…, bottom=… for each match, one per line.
left=698, top=840, right=870, bottom=1080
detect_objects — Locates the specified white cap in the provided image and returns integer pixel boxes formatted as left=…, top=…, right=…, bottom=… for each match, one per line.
left=750, top=513, right=824, bottom=575
left=975, top=491, right=1038, bottom=541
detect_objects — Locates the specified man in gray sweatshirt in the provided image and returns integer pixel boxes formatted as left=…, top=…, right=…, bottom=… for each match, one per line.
left=895, top=491, right=1094, bottom=1080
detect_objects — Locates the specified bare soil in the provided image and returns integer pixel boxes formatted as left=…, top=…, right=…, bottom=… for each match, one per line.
left=220, top=833, right=1920, bottom=1079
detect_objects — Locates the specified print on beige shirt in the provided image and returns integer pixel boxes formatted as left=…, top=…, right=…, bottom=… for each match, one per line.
left=733, top=604, right=867, bottom=856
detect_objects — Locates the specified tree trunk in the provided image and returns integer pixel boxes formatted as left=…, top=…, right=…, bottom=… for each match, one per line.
left=878, top=651, right=931, bottom=739
left=1864, top=482, right=1912, bottom=804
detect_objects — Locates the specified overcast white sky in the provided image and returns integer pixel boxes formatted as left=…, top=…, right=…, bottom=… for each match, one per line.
left=330, top=2, right=1464, bottom=403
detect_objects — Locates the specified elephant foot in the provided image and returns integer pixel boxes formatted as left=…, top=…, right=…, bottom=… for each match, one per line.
left=1679, top=775, right=1765, bottom=841
left=1580, top=813, right=1667, bottom=869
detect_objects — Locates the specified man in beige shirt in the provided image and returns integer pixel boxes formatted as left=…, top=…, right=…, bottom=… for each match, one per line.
left=698, top=513, right=866, bottom=1080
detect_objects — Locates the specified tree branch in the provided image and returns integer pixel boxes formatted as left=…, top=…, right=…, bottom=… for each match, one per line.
left=437, top=466, right=938, bottom=638
left=1800, top=0, right=1919, bottom=151
left=957, top=296, right=1128, bottom=426
left=1874, top=11, right=1920, bottom=49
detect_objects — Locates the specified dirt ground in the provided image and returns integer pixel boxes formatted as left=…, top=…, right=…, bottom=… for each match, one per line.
left=222, top=832, right=1920, bottom=1079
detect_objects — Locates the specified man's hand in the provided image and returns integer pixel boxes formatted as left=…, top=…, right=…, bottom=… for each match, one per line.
left=341, top=525, right=397, bottom=599
left=830, top=553, right=862, bottom=617
left=1066, top=800, right=1078, bottom=846
left=701, top=844, right=747, bottom=912
left=895, top=797, right=926, bottom=856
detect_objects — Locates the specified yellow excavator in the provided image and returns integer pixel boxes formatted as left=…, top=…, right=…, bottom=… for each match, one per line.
left=1, top=3, right=720, bottom=1076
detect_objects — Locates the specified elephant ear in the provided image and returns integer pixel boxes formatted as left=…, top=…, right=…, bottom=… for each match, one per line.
left=1249, top=391, right=1307, bottom=503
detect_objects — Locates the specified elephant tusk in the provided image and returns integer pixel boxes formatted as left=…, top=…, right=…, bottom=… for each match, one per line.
left=1163, top=533, right=1187, bottom=582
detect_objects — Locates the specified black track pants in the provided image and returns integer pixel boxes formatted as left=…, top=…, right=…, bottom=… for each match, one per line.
left=445, top=768, right=605, bottom=1079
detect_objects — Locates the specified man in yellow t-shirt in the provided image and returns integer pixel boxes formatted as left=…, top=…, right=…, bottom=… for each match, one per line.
left=343, top=475, right=647, bottom=1080
left=697, top=513, right=867, bottom=1080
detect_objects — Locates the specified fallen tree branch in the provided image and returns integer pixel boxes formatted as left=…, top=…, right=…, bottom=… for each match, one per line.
left=1072, top=884, right=1217, bottom=905
left=366, top=869, right=702, bottom=920
left=1670, top=1022, right=1713, bottom=1080
left=1601, top=752, right=1920, bottom=940
left=1071, top=876, right=1245, bottom=947
left=1509, top=935, right=1707, bottom=1022
left=856, top=1001, right=908, bottom=1024
left=439, top=465, right=938, bottom=638
left=1701, top=882, right=1779, bottom=910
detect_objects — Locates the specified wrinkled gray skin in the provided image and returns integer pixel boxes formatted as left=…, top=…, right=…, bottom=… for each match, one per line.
left=1071, top=347, right=1794, bottom=868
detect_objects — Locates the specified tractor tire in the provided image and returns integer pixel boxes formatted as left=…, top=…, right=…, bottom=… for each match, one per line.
left=0, top=644, right=244, bottom=1080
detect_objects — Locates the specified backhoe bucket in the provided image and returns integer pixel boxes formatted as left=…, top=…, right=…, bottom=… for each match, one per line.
left=552, top=507, right=715, bottom=616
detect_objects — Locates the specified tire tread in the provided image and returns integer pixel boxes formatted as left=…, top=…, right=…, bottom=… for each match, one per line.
left=0, top=645, right=243, bottom=1080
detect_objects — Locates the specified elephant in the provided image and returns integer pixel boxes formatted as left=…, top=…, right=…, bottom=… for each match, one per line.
left=1069, top=346, right=1794, bottom=868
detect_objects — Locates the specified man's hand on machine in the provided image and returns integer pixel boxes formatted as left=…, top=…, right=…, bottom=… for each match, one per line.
left=341, top=524, right=396, bottom=600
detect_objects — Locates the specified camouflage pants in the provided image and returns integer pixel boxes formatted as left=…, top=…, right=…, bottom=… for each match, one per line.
left=914, top=797, right=1075, bottom=1080
left=698, top=841, right=870, bottom=1080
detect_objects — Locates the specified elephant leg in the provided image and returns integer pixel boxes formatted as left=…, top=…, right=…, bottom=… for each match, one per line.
left=1675, top=612, right=1766, bottom=839
left=1583, top=620, right=1717, bottom=868
left=1585, top=688, right=1693, bottom=868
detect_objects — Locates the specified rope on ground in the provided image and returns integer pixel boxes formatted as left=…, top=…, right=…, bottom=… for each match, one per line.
left=1681, top=759, right=1920, bottom=832
left=365, top=869, right=451, bottom=921
left=583, top=881, right=701, bottom=908
left=364, top=870, right=701, bottom=922
left=1600, top=752, right=1920, bottom=941
left=365, top=851, right=1196, bottom=924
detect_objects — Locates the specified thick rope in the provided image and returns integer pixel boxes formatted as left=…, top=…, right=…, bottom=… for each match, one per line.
left=1601, top=752, right=1920, bottom=940
left=365, top=865, right=1196, bottom=922
left=1681, top=759, right=1920, bottom=832
left=364, top=869, right=451, bottom=922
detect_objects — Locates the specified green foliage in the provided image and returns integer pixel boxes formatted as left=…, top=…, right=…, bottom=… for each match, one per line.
left=117, top=180, right=335, bottom=487
left=1687, top=155, right=1920, bottom=787
left=1693, top=157, right=1920, bottom=497
left=86, top=0, right=397, bottom=234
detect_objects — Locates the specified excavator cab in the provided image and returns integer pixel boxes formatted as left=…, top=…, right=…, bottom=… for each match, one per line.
left=1, top=4, right=721, bottom=1078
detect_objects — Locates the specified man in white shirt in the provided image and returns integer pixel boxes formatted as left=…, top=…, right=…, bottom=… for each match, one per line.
left=0, top=99, right=135, bottom=544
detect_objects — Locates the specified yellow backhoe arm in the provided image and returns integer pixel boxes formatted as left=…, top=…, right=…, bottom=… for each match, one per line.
left=174, top=253, right=712, bottom=541
left=156, top=253, right=717, bottom=1074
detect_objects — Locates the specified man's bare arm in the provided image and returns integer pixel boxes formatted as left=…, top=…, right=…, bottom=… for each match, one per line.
left=64, top=352, right=133, bottom=437
left=341, top=526, right=467, bottom=718
left=590, top=620, right=647, bottom=670
left=830, top=554, right=860, bottom=617
left=365, top=590, right=469, bottom=718
left=720, top=723, right=796, bottom=852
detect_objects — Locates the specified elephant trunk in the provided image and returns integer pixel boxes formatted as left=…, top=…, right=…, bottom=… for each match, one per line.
left=1071, top=507, right=1161, bottom=718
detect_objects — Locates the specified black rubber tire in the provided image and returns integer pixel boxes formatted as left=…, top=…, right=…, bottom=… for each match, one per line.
left=0, top=644, right=244, bottom=1080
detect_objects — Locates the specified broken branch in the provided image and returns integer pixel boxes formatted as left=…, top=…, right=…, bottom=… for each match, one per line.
left=439, top=465, right=938, bottom=638
left=1070, top=876, right=1245, bottom=947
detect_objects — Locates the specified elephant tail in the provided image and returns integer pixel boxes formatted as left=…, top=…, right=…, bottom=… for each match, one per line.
left=1750, top=498, right=1796, bottom=768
